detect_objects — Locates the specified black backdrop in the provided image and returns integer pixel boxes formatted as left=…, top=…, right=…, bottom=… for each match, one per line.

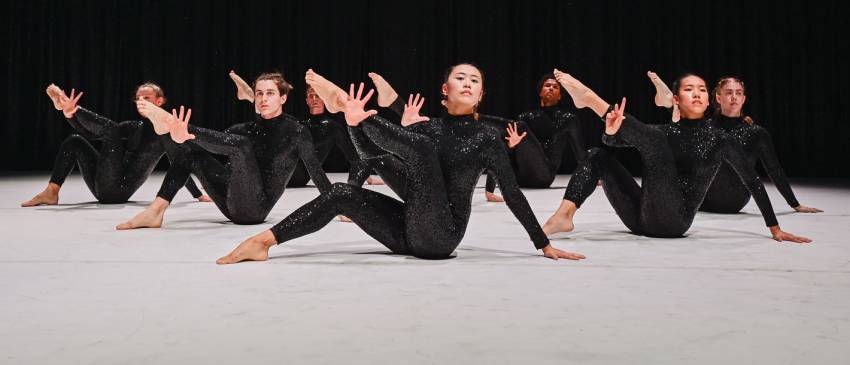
left=4, top=1, right=848, bottom=177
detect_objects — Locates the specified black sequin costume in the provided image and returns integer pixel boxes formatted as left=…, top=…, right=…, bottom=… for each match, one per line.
left=160, top=113, right=331, bottom=224
left=48, top=107, right=202, bottom=203
left=484, top=106, right=587, bottom=191
left=562, top=112, right=779, bottom=237
left=286, top=112, right=375, bottom=187
left=268, top=114, right=550, bottom=258
left=700, top=115, right=799, bottom=213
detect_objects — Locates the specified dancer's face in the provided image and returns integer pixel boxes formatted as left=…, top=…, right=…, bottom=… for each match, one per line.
left=441, top=64, right=484, bottom=115
left=715, top=80, right=746, bottom=117
left=134, top=87, right=164, bottom=115
left=673, top=76, right=708, bottom=118
left=254, top=80, right=287, bottom=119
left=305, top=87, right=325, bottom=115
left=539, top=78, right=561, bottom=107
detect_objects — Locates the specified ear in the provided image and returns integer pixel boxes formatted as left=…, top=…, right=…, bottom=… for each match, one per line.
left=280, top=94, right=288, bottom=105
left=441, top=83, right=448, bottom=96
left=672, top=95, right=680, bottom=105
left=154, top=97, right=165, bottom=107
left=715, top=93, right=721, bottom=104
left=740, top=94, right=746, bottom=104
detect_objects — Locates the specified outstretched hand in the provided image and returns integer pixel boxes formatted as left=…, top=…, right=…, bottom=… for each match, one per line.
left=340, top=82, right=378, bottom=127
left=542, top=244, right=586, bottom=261
left=167, top=105, right=196, bottom=143
left=505, top=122, right=527, bottom=148
left=401, top=93, right=429, bottom=126
left=769, top=226, right=812, bottom=244
left=793, top=204, right=823, bottom=213
left=605, top=97, right=626, bottom=135
left=47, top=85, right=83, bottom=118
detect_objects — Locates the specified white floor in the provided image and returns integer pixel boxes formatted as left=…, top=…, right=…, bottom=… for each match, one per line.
left=2, top=172, right=849, bottom=364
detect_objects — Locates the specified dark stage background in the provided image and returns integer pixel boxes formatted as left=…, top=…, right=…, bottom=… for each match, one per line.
left=3, top=1, right=848, bottom=177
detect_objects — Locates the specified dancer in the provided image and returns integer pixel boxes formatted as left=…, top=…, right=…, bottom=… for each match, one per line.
left=492, top=73, right=588, bottom=188
left=216, top=65, right=586, bottom=264
left=367, top=71, right=513, bottom=203
left=23, top=83, right=207, bottom=207
left=121, top=72, right=331, bottom=228
left=648, top=74, right=821, bottom=214
left=700, top=76, right=821, bottom=213
left=229, top=70, right=384, bottom=187
left=542, top=70, right=809, bottom=243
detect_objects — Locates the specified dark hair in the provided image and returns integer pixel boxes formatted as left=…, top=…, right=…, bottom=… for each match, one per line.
left=712, top=76, right=753, bottom=124
left=671, top=72, right=705, bottom=96
left=441, top=63, right=486, bottom=111
left=253, top=71, right=294, bottom=96
left=134, top=82, right=166, bottom=105
left=670, top=72, right=713, bottom=117
left=536, top=73, right=561, bottom=94
left=442, top=63, right=485, bottom=85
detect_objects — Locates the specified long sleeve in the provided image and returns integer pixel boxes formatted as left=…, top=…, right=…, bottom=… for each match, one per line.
left=358, top=115, right=433, bottom=159
left=388, top=97, right=405, bottom=117
left=721, top=136, right=779, bottom=227
left=295, top=129, right=332, bottom=192
left=65, top=107, right=118, bottom=139
left=186, top=123, right=250, bottom=156
left=483, top=139, right=550, bottom=249
left=754, top=127, right=799, bottom=208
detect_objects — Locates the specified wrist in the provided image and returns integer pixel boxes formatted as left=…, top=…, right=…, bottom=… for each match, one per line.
left=769, top=225, right=781, bottom=235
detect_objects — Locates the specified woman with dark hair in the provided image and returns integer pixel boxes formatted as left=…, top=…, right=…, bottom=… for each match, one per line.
left=214, top=65, right=585, bottom=264
left=22, top=83, right=207, bottom=207
left=541, top=69, right=810, bottom=243
left=123, top=71, right=331, bottom=228
left=700, top=76, right=822, bottom=213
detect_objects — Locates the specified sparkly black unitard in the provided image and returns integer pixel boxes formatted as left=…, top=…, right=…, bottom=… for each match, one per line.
left=699, top=115, right=799, bottom=213
left=287, top=112, right=375, bottom=187
left=269, top=114, right=550, bottom=259
left=48, top=107, right=202, bottom=203
left=504, top=106, right=588, bottom=188
left=160, top=113, right=331, bottom=224
left=562, top=113, right=779, bottom=237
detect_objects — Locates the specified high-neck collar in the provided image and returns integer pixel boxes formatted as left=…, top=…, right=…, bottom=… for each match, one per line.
left=678, top=116, right=707, bottom=127
left=255, top=112, right=289, bottom=123
left=715, top=114, right=744, bottom=126
left=445, top=113, right=476, bottom=123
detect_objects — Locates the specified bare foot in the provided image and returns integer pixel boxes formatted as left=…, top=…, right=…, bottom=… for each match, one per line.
left=116, top=198, right=169, bottom=230
left=46, top=84, right=65, bottom=110
left=21, top=183, right=60, bottom=207
left=305, top=69, right=346, bottom=113
left=136, top=99, right=172, bottom=135
left=337, top=215, right=353, bottom=222
left=197, top=195, right=213, bottom=202
left=368, top=72, right=398, bottom=107
left=647, top=71, right=673, bottom=108
left=485, top=191, right=505, bottom=202
left=366, top=176, right=384, bottom=185
left=216, top=230, right=276, bottom=265
left=542, top=200, right=578, bottom=235
left=229, top=70, right=255, bottom=102
left=542, top=214, right=574, bottom=235
left=553, top=69, right=610, bottom=116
